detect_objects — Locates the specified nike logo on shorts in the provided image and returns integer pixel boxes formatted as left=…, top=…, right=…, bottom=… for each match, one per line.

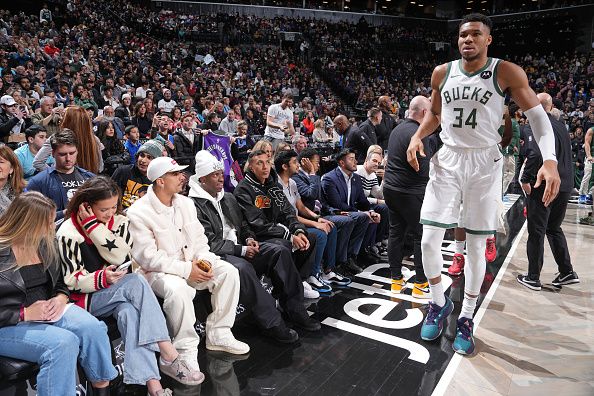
left=494, top=157, right=502, bottom=162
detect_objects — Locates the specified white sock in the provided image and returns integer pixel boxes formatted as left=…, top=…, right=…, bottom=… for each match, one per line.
left=429, top=281, right=446, bottom=307
left=160, top=356, right=173, bottom=366
left=459, top=293, right=478, bottom=320
left=455, top=240, right=465, bottom=255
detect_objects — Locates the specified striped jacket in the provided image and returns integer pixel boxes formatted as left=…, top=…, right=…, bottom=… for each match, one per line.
left=57, top=213, right=132, bottom=310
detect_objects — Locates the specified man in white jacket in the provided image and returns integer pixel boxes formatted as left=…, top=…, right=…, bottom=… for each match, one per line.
left=127, top=157, right=249, bottom=372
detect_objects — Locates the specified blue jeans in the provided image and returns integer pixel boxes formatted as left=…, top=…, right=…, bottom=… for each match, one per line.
left=324, top=215, right=355, bottom=264
left=306, top=227, right=329, bottom=275
left=0, top=305, right=117, bottom=396
left=89, top=274, right=171, bottom=385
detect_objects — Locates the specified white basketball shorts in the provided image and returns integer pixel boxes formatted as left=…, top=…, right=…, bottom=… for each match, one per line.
left=420, top=144, right=503, bottom=234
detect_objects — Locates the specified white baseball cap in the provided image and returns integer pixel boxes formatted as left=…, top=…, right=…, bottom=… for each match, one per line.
left=147, top=157, right=188, bottom=182
left=0, top=95, right=16, bottom=106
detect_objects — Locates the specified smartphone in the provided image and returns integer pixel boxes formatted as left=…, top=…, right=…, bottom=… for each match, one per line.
left=57, top=102, right=64, bottom=109
left=384, top=150, right=388, bottom=157
left=116, top=261, right=132, bottom=272
left=97, top=109, right=104, bottom=116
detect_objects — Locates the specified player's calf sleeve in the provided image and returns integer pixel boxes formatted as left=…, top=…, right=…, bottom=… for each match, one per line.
left=420, top=225, right=447, bottom=279
left=464, top=233, right=488, bottom=295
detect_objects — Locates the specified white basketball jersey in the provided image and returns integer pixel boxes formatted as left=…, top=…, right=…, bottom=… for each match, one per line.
left=440, top=57, right=505, bottom=148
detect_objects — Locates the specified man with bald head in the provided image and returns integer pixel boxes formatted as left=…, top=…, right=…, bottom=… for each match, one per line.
left=383, top=96, right=437, bottom=298
left=333, top=114, right=352, bottom=149
left=518, top=92, right=579, bottom=290
left=376, top=96, right=398, bottom=149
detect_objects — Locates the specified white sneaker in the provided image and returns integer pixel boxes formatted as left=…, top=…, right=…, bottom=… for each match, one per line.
left=302, top=281, right=320, bottom=299
left=206, top=336, right=250, bottom=355
left=159, top=357, right=205, bottom=385
left=321, top=271, right=351, bottom=286
left=307, top=275, right=332, bottom=293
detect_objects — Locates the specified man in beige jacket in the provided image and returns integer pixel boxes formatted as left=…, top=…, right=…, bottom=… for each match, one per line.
left=127, top=157, right=249, bottom=372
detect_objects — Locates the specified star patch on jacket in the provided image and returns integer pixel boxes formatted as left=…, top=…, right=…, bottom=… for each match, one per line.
left=254, top=195, right=271, bottom=209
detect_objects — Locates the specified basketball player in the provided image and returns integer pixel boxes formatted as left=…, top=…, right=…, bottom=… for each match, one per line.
left=407, top=13, right=560, bottom=355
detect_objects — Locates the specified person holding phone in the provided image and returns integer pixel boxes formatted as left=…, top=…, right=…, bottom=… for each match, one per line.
left=0, top=192, right=118, bottom=396
left=57, top=176, right=205, bottom=395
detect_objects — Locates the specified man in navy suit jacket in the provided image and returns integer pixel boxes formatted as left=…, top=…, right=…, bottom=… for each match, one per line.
left=321, top=149, right=384, bottom=267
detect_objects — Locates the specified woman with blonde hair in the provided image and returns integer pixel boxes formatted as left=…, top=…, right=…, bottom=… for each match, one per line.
left=0, top=192, right=118, bottom=396
left=0, top=146, right=26, bottom=214
left=312, top=119, right=332, bottom=143
left=33, top=105, right=104, bottom=174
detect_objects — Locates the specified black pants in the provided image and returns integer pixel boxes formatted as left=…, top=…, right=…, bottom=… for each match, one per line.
left=223, top=241, right=305, bottom=329
left=384, top=187, right=427, bottom=283
left=526, top=188, right=573, bottom=281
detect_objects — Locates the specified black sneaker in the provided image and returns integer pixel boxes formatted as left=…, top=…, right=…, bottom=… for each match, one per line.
left=517, top=274, right=542, bottom=291
left=341, top=258, right=363, bottom=275
left=261, top=323, right=299, bottom=344
left=551, top=271, right=580, bottom=286
left=288, top=310, right=321, bottom=331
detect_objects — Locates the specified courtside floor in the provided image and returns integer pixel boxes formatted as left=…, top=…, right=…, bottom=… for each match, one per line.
left=158, top=194, right=593, bottom=395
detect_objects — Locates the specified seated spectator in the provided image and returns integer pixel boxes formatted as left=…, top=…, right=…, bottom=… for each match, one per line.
left=124, top=125, right=142, bottom=164
left=115, top=93, right=133, bottom=126
left=99, top=87, right=118, bottom=109
left=231, top=120, right=254, bottom=169
left=356, top=149, right=389, bottom=254
left=0, top=94, right=30, bottom=138
left=0, top=192, right=117, bottom=396
left=219, top=109, right=238, bottom=136
left=321, top=148, right=383, bottom=268
left=150, top=115, right=176, bottom=156
left=112, top=139, right=163, bottom=209
left=312, top=119, right=332, bottom=143
left=57, top=177, right=204, bottom=392
left=275, top=150, right=352, bottom=295
left=356, top=151, right=385, bottom=205
left=201, top=112, right=220, bottom=132
left=189, top=151, right=319, bottom=340
left=157, top=89, right=176, bottom=115
left=27, top=129, right=95, bottom=220
left=100, top=106, right=126, bottom=139
left=170, top=107, right=183, bottom=130
left=132, top=102, right=152, bottom=138
left=292, top=134, right=308, bottom=154
left=15, top=124, right=54, bottom=180
left=33, top=105, right=103, bottom=174
left=292, top=147, right=365, bottom=275
left=233, top=150, right=319, bottom=300
left=31, top=96, right=62, bottom=136
left=173, top=113, right=201, bottom=173
left=301, top=111, right=315, bottom=135
left=97, top=120, right=126, bottom=161
left=0, top=145, right=26, bottom=214
left=127, top=157, right=249, bottom=368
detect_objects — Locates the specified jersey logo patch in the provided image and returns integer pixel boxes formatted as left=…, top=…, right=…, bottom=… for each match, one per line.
left=480, top=70, right=492, bottom=79
left=254, top=195, right=271, bottom=209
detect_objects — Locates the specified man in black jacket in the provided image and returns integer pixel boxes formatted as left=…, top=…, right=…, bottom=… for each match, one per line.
left=234, top=150, right=319, bottom=298
left=342, top=109, right=381, bottom=164
left=517, top=93, right=579, bottom=290
left=376, top=96, right=398, bottom=149
left=189, top=151, right=319, bottom=338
